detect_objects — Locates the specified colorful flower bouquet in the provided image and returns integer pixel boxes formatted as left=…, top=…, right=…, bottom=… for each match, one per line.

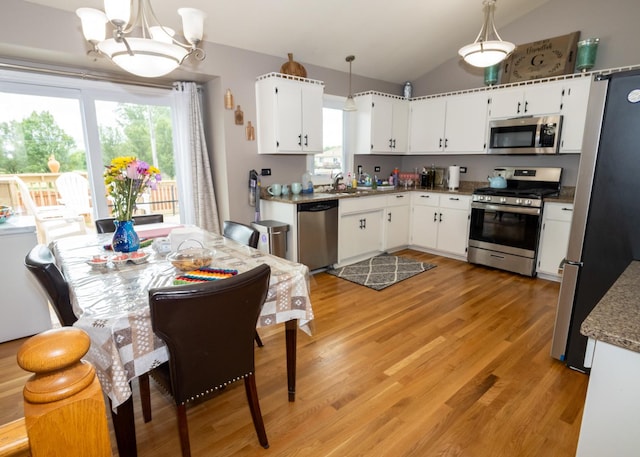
left=104, top=157, right=162, bottom=222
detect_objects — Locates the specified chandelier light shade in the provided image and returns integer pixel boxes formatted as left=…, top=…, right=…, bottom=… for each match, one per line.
left=458, top=0, right=515, bottom=68
left=344, top=55, right=357, bottom=112
left=76, top=1, right=206, bottom=78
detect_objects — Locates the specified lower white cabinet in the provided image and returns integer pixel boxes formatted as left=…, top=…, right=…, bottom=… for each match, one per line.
left=537, top=202, right=574, bottom=280
left=384, top=193, right=410, bottom=251
left=410, top=192, right=471, bottom=258
left=338, top=196, right=386, bottom=265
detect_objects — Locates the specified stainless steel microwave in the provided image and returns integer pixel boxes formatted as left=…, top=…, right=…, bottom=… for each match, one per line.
left=488, top=115, right=563, bottom=154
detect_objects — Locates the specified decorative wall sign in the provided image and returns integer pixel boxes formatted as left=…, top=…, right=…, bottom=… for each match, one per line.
left=234, top=105, right=244, bottom=125
left=501, top=31, right=580, bottom=84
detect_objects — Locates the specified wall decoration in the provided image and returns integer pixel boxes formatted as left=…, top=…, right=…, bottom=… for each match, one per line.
left=280, top=53, right=307, bottom=78
left=235, top=105, right=244, bottom=125
left=246, top=121, right=255, bottom=141
left=501, top=31, right=580, bottom=84
left=224, top=89, right=234, bottom=109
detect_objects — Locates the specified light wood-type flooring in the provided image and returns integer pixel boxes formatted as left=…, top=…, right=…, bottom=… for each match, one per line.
left=0, top=250, right=589, bottom=456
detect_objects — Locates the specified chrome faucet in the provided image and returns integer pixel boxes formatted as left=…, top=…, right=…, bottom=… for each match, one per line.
left=332, top=172, right=344, bottom=191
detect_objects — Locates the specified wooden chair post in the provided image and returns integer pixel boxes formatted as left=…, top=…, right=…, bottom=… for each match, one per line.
left=17, top=327, right=112, bottom=457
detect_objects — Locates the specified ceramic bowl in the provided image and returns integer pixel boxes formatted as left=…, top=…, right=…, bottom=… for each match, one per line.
left=110, top=253, right=131, bottom=268
left=87, top=255, right=109, bottom=271
left=128, top=250, right=150, bottom=265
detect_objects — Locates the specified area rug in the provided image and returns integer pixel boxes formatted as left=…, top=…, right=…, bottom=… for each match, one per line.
left=326, top=254, right=436, bottom=291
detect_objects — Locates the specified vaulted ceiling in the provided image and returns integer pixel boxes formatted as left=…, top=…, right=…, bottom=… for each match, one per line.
left=25, top=0, right=552, bottom=83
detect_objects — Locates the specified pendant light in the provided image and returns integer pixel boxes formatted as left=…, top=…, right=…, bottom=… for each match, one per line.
left=76, top=0, right=206, bottom=78
left=458, top=0, right=515, bottom=68
left=344, top=55, right=357, bottom=112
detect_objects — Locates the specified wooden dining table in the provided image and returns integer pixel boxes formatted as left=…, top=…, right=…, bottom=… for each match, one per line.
left=51, top=226, right=314, bottom=457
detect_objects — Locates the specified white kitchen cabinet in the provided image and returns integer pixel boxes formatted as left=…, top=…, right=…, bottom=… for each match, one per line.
left=255, top=73, right=324, bottom=154
left=410, top=192, right=471, bottom=258
left=488, top=80, right=564, bottom=119
left=409, top=92, right=489, bottom=154
left=338, top=196, right=385, bottom=265
left=559, top=77, right=592, bottom=153
left=355, top=92, right=409, bottom=154
left=537, top=202, right=573, bottom=280
left=384, top=193, right=410, bottom=251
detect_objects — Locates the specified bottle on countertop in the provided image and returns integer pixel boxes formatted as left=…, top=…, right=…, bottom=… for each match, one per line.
left=393, top=167, right=399, bottom=187
left=302, top=170, right=314, bottom=194
left=372, top=175, right=378, bottom=190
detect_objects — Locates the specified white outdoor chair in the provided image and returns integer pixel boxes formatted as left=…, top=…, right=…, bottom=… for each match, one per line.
left=55, top=172, right=92, bottom=220
left=7, top=176, right=87, bottom=244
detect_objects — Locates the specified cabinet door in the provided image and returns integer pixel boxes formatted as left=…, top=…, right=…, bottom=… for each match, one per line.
left=436, top=207, right=470, bottom=257
left=391, top=98, right=409, bottom=153
left=275, top=82, right=304, bottom=152
left=371, top=96, right=394, bottom=153
left=538, top=219, right=571, bottom=275
left=489, top=87, right=524, bottom=118
left=339, top=210, right=383, bottom=260
left=523, top=82, right=564, bottom=116
left=411, top=205, right=438, bottom=249
left=444, top=92, right=489, bottom=153
left=385, top=204, right=410, bottom=250
left=301, top=83, right=324, bottom=153
left=409, top=98, right=446, bottom=154
left=559, top=78, right=591, bottom=153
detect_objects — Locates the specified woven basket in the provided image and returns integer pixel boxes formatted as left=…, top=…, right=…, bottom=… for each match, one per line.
left=280, top=53, right=307, bottom=78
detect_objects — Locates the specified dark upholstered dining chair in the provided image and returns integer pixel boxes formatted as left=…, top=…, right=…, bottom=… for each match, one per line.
left=222, top=220, right=264, bottom=347
left=94, top=214, right=165, bottom=233
left=25, top=243, right=154, bottom=424
left=223, top=220, right=260, bottom=249
left=148, top=264, right=271, bottom=457
left=25, top=244, right=77, bottom=327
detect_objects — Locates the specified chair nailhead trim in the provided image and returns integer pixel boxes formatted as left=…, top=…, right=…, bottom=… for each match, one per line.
left=183, top=373, right=252, bottom=404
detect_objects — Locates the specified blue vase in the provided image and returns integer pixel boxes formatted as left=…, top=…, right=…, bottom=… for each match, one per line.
left=112, top=220, right=140, bottom=253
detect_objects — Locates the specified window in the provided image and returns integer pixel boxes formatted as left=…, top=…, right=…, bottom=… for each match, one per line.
left=0, top=70, right=182, bottom=230
left=309, top=95, right=346, bottom=180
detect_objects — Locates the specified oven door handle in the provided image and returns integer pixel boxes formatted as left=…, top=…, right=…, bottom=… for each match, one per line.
left=471, top=202, right=541, bottom=216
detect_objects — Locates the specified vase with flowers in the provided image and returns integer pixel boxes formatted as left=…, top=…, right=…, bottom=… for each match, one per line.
left=104, top=156, right=161, bottom=253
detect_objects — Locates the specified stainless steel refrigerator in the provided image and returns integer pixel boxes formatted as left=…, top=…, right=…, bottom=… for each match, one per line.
left=551, top=69, right=640, bottom=372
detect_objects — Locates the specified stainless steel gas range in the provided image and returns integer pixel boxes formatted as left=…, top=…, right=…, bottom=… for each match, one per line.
left=468, top=167, right=562, bottom=276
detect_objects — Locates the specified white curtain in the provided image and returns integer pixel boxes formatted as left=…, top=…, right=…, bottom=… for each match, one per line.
left=173, top=82, right=219, bottom=233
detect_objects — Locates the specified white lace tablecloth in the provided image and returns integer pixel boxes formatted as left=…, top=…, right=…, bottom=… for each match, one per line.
left=51, top=228, right=313, bottom=408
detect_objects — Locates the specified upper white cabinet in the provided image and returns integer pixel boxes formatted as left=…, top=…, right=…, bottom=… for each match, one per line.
left=559, top=77, right=592, bottom=153
left=488, top=81, right=564, bottom=119
left=255, top=73, right=324, bottom=154
left=354, top=93, right=409, bottom=154
left=409, top=92, right=489, bottom=154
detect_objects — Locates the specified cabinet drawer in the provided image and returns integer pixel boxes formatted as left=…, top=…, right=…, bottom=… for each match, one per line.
left=544, top=203, right=574, bottom=221
left=439, top=194, right=470, bottom=210
left=340, top=195, right=386, bottom=214
left=411, top=192, right=440, bottom=207
left=386, top=193, right=410, bottom=206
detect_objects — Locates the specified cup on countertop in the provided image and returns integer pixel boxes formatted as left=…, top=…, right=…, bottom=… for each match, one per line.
left=291, top=182, right=302, bottom=195
left=281, top=184, right=290, bottom=196
left=267, top=183, right=282, bottom=196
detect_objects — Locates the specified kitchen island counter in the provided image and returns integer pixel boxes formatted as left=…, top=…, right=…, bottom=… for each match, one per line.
left=580, top=260, right=640, bottom=353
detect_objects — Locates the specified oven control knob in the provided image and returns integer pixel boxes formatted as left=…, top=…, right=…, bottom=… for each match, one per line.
left=500, top=197, right=507, bottom=203
left=485, top=196, right=492, bottom=202
left=524, top=199, right=532, bottom=206
left=515, top=199, right=523, bottom=205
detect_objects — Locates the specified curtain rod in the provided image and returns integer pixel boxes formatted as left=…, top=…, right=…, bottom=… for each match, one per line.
left=0, top=61, right=174, bottom=90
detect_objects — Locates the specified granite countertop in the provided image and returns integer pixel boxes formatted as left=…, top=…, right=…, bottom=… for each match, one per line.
left=262, top=181, right=480, bottom=204
left=581, top=261, right=640, bottom=353
left=262, top=182, right=576, bottom=205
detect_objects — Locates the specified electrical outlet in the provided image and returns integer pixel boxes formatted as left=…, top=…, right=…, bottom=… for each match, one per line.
left=261, top=168, right=271, bottom=176
left=460, top=167, right=467, bottom=173
left=374, top=166, right=381, bottom=173
left=357, top=165, right=363, bottom=175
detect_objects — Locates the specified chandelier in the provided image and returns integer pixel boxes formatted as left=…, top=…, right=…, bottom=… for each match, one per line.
left=76, top=1, right=206, bottom=78
left=458, top=0, right=515, bottom=68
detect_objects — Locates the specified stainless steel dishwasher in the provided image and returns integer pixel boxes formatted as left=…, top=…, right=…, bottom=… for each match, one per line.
left=297, top=199, right=338, bottom=270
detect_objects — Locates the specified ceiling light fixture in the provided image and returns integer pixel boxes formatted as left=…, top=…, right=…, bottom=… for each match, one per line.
left=76, top=1, right=206, bottom=78
left=344, top=55, right=357, bottom=112
left=458, top=0, right=515, bottom=68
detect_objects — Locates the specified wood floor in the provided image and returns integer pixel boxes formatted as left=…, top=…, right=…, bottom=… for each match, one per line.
left=0, top=250, right=589, bottom=456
